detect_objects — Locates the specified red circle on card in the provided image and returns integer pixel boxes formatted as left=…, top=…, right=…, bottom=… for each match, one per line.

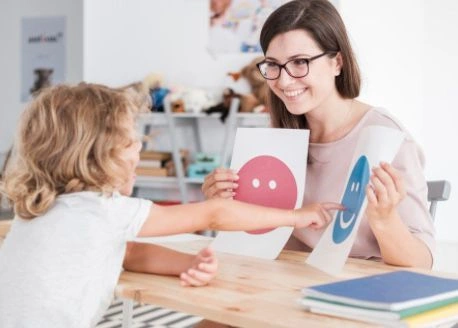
left=234, top=155, right=297, bottom=234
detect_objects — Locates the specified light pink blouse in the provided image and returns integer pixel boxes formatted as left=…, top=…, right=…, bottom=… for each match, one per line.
left=286, top=107, right=435, bottom=261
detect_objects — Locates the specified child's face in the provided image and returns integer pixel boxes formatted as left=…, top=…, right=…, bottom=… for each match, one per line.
left=118, top=121, right=142, bottom=196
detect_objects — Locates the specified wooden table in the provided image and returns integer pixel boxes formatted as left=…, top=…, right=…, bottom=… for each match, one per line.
left=1, top=221, right=454, bottom=327
left=116, top=237, right=455, bottom=328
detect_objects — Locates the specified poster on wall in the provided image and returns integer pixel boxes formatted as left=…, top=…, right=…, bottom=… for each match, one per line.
left=208, top=0, right=289, bottom=55
left=21, top=16, right=66, bottom=102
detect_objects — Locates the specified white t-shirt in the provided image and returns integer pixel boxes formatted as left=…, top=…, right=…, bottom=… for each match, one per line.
left=0, top=191, right=151, bottom=328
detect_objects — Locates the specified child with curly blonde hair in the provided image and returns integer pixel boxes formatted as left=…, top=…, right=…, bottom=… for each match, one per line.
left=0, top=83, right=340, bottom=328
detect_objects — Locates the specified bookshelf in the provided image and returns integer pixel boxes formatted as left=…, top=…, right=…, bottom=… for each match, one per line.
left=134, top=98, right=270, bottom=203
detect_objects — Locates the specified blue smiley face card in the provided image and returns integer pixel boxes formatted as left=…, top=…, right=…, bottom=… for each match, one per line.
left=306, top=125, right=405, bottom=275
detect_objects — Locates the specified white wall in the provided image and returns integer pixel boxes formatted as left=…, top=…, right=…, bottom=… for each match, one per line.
left=341, top=0, right=425, bottom=141
left=83, top=0, right=259, bottom=89
left=342, top=0, right=458, bottom=242
left=0, top=0, right=83, bottom=156
left=423, top=0, right=458, bottom=242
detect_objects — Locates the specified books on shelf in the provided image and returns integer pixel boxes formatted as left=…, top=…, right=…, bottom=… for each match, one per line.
left=301, top=270, right=458, bottom=327
left=139, top=150, right=172, bottom=161
left=136, top=151, right=172, bottom=177
left=135, top=167, right=168, bottom=177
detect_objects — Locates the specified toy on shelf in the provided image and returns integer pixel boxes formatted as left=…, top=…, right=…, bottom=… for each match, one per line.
left=239, top=56, right=269, bottom=113
left=169, top=88, right=216, bottom=113
left=204, top=56, right=269, bottom=122
left=204, top=88, right=237, bottom=122
left=187, top=153, right=221, bottom=178
left=143, top=73, right=170, bottom=112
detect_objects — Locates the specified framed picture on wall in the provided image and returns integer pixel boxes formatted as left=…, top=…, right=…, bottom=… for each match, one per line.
left=208, top=0, right=289, bottom=55
left=20, top=16, right=66, bottom=102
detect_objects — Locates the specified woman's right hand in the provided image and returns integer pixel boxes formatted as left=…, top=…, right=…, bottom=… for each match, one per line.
left=201, top=168, right=239, bottom=199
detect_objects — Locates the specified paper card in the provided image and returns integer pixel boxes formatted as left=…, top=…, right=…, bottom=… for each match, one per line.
left=306, top=126, right=405, bottom=275
left=211, top=127, right=309, bottom=259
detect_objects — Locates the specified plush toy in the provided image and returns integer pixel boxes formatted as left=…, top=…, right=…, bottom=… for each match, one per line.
left=239, top=56, right=269, bottom=113
left=143, top=73, right=169, bottom=112
left=204, top=57, right=269, bottom=121
left=169, top=88, right=216, bottom=113
left=170, top=99, right=185, bottom=113
left=204, top=88, right=237, bottom=122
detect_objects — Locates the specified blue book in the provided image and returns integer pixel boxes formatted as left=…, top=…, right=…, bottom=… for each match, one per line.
left=302, top=270, right=458, bottom=311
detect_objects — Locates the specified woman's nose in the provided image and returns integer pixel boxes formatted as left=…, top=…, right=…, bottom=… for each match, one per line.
left=276, top=67, right=297, bottom=86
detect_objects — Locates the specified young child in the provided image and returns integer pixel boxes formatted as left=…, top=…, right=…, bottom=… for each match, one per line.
left=0, top=83, right=340, bottom=328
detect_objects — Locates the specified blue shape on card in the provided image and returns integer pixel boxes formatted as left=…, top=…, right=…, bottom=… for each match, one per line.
left=332, top=155, right=370, bottom=244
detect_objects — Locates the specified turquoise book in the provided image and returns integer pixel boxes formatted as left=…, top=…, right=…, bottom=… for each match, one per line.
left=301, top=270, right=458, bottom=311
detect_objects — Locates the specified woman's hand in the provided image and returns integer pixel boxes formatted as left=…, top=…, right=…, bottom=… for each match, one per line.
left=180, top=247, right=218, bottom=287
left=294, top=202, right=343, bottom=230
left=366, top=162, right=406, bottom=222
left=201, top=168, right=239, bottom=199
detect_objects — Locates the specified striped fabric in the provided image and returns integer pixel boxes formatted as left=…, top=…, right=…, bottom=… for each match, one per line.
left=97, top=299, right=202, bottom=328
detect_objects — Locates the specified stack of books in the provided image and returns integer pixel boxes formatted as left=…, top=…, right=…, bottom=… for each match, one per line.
left=301, top=270, right=458, bottom=327
left=136, top=151, right=171, bottom=177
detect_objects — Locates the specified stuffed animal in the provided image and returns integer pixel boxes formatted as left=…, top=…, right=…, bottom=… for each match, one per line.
left=239, top=56, right=269, bottom=113
left=204, top=88, right=237, bottom=122
left=169, top=88, right=216, bottom=113
left=204, top=57, right=269, bottom=121
left=143, top=73, right=169, bottom=112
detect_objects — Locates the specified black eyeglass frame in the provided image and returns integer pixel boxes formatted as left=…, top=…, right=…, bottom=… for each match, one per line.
left=256, top=51, right=338, bottom=80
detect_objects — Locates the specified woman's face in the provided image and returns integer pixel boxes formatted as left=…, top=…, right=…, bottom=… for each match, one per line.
left=118, top=120, right=142, bottom=196
left=264, top=29, right=341, bottom=115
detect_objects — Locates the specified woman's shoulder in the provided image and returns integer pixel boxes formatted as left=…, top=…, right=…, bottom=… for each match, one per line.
left=361, top=107, right=415, bottom=141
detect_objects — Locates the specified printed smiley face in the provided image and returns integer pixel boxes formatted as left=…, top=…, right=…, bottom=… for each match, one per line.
left=234, top=155, right=297, bottom=234
left=332, top=155, right=370, bottom=244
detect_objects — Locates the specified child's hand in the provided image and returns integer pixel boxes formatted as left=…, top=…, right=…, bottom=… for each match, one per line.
left=180, top=247, right=218, bottom=287
left=294, top=202, right=343, bottom=230
left=366, top=162, right=406, bottom=222
left=202, top=168, right=239, bottom=199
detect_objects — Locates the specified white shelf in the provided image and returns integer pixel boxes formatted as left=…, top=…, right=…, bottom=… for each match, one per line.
left=135, top=176, right=204, bottom=187
left=134, top=98, right=269, bottom=202
left=137, top=111, right=269, bottom=122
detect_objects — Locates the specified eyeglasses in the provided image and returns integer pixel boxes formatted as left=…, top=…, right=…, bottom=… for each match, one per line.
left=256, top=51, right=336, bottom=80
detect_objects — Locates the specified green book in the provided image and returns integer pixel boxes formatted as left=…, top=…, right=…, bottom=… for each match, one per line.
left=301, top=295, right=458, bottom=321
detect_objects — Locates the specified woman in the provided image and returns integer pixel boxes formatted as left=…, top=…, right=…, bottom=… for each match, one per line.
left=202, top=0, right=434, bottom=268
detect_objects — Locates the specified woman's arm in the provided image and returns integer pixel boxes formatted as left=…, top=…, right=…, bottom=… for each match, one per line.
left=366, top=162, right=433, bottom=268
left=368, top=212, right=432, bottom=268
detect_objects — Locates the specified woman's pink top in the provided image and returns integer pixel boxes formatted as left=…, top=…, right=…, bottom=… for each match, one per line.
left=286, top=107, right=435, bottom=260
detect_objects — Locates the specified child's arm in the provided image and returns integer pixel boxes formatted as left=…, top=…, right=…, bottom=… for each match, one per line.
left=138, top=199, right=341, bottom=237
left=123, top=242, right=217, bottom=287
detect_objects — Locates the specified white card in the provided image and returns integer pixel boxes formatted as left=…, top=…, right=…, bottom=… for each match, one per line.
left=306, top=125, right=405, bottom=275
left=211, top=127, right=309, bottom=259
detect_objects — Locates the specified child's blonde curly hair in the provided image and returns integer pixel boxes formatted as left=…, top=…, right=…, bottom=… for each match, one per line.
left=1, top=83, right=140, bottom=219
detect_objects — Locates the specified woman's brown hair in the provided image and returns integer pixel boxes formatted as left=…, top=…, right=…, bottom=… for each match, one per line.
left=1, top=83, right=139, bottom=219
left=259, top=0, right=361, bottom=129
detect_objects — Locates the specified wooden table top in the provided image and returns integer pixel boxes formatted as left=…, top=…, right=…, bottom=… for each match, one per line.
left=116, top=238, right=437, bottom=328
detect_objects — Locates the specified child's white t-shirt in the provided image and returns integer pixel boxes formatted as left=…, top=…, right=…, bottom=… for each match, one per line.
left=0, top=191, right=151, bottom=328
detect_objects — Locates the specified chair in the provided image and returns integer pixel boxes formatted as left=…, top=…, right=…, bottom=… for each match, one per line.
left=427, top=180, right=451, bottom=221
